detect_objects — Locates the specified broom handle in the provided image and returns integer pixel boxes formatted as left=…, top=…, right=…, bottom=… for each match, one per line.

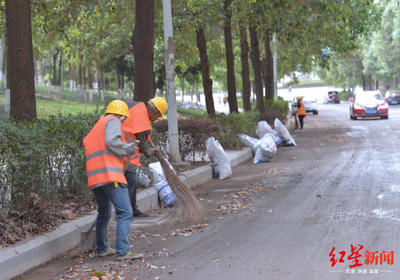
left=150, top=140, right=163, bottom=160
left=149, top=140, right=173, bottom=172
left=149, top=139, right=157, bottom=149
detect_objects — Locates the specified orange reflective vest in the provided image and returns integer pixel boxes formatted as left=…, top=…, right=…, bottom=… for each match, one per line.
left=122, top=102, right=152, bottom=167
left=83, top=115, right=127, bottom=188
left=297, top=101, right=306, bottom=116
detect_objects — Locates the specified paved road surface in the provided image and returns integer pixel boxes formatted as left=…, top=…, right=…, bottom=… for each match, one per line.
left=135, top=103, right=400, bottom=280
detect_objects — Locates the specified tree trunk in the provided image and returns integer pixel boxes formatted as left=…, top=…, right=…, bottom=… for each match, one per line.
left=69, top=63, right=76, bottom=92
left=368, top=73, right=372, bottom=90
left=100, top=62, right=105, bottom=102
left=83, top=65, right=87, bottom=90
left=6, top=0, right=36, bottom=121
left=58, top=48, right=64, bottom=99
left=37, top=59, right=45, bottom=86
left=51, top=51, right=58, bottom=86
left=196, top=25, right=215, bottom=115
left=249, top=26, right=265, bottom=113
left=264, top=29, right=274, bottom=100
left=115, top=59, right=121, bottom=89
left=88, top=65, right=93, bottom=89
left=88, top=64, right=93, bottom=103
left=361, top=73, right=366, bottom=91
left=105, top=78, right=110, bottom=90
left=78, top=64, right=85, bottom=102
left=0, top=40, right=5, bottom=88
left=58, top=49, right=62, bottom=87
left=133, top=0, right=155, bottom=101
left=181, top=77, right=184, bottom=102
left=121, top=73, right=125, bottom=91
left=223, top=0, right=238, bottom=114
left=1, top=45, right=7, bottom=91
left=239, top=26, right=251, bottom=111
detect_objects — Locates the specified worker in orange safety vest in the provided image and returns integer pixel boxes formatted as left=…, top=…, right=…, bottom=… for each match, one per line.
left=122, top=97, right=168, bottom=217
left=83, top=100, right=143, bottom=260
left=296, top=96, right=307, bottom=129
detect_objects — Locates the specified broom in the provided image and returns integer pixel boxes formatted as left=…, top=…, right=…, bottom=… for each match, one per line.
left=150, top=141, right=207, bottom=223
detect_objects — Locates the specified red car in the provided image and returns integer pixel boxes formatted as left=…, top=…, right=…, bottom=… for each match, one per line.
left=349, top=91, right=388, bottom=120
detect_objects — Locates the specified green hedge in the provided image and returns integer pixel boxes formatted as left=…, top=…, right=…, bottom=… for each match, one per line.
left=0, top=114, right=100, bottom=223
left=264, top=98, right=289, bottom=116
left=153, top=118, right=218, bottom=161
left=212, top=111, right=259, bottom=149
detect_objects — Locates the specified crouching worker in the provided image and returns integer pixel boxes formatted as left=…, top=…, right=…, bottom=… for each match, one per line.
left=122, top=97, right=168, bottom=217
left=83, top=100, right=143, bottom=260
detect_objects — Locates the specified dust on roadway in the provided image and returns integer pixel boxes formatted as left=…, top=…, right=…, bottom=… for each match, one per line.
left=14, top=103, right=400, bottom=280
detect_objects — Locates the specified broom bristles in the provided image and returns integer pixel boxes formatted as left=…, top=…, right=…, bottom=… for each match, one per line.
left=154, top=149, right=207, bottom=223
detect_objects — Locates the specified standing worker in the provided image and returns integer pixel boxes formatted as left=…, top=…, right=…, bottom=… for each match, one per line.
left=296, top=96, right=306, bottom=129
left=122, top=97, right=168, bottom=217
left=83, top=100, right=143, bottom=260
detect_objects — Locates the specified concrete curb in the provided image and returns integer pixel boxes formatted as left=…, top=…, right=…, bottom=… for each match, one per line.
left=1, top=147, right=252, bottom=280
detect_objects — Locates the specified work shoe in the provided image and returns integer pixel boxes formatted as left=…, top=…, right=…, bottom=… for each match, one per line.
left=132, top=208, right=149, bottom=218
left=97, top=247, right=116, bottom=257
left=117, top=250, right=144, bottom=261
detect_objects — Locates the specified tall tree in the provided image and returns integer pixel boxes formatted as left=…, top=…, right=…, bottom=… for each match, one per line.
left=249, top=26, right=264, bottom=113
left=133, top=0, right=155, bottom=102
left=239, top=25, right=251, bottom=111
left=6, top=0, right=36, bottom=121
left=223, top=0, right=238, bottom=113
left=263, top=29, right=274, bottom=100
left=196, top=25, right=215, bottom=115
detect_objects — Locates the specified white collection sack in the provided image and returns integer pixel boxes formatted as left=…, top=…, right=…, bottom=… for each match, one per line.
left=254, top=133, right=278, bottom=164
left=206, top=137, right=232, bottom=179
left=256, top=120, right=283, bottom=147
left=148, top=162, right=176, bottom=208
left=274, top=118, right=296, bottom=146
left=136, top=167, right=151, bottom=188
left=238, top=134, right=258, bottom=153
left=255, top=121, right=274, bottom=138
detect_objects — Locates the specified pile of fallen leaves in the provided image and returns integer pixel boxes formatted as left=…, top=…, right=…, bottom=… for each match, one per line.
left=0, top=193, right=95, bottom=248
left=57, top=267, right=128, bottom=280
left=216, top=181, right=275, bottom=215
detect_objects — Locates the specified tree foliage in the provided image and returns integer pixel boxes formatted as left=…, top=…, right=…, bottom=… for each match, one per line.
left=0, top=0, right=383, bottom=118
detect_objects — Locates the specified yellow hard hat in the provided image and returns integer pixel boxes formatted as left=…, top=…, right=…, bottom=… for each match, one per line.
left=149, top=97, right=168, bottom=117
left=105, top=100, right=130, bottom=118
left=297, top=96, right=302, bottom=101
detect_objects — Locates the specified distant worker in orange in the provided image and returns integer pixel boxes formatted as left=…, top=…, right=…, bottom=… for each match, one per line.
left=83, top=100, right=143, bottom=260
left=296, top=96, right=306, bottom=129
left=122, top=97, right=168, bottom=217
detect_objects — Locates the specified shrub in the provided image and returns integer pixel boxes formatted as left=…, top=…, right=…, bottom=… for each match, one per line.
left=153, top=118, right=218, bottom=161
left=264, top=98, right=289, bottom=117
left=258, top=109, right=286, bottom=127
left=212, top=111, right=259, bottom=149
left=0, top=113, right=100, bottom=227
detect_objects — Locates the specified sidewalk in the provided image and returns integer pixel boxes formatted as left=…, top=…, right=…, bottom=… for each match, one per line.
left=1, top=148, right=252, bottom=280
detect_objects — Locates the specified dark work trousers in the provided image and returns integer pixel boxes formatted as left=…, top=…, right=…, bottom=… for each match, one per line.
left=125, top=170, right=138, bottom=211
left=298, top=115, right=305, bottom=129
